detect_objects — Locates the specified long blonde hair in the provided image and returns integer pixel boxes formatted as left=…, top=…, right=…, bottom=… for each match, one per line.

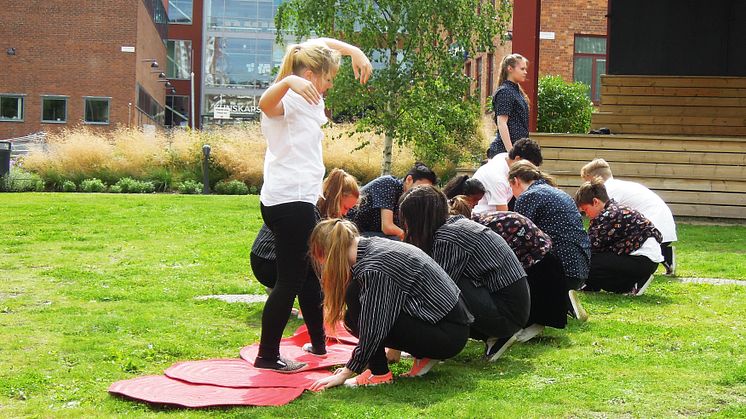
left=508, top=160, right=557, bottom=187
left=317, top=168, right=360, bottom=218
left=275, top=40, right=341, bottom=83
left=498, top=53, right=530, bottom=108
left=308, top=219, right=359, bottom=329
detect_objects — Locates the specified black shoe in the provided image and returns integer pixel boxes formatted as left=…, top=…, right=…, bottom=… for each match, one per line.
left=254, top=356, right=307, bottom=373
left=485, top=335, right=517, bottom=362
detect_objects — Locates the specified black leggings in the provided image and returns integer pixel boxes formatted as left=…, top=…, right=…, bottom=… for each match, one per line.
left=587, top=252, right=658, bottom=293
left=344, top=279, right=471, bottom=375
left=525, top=253, right=568, bottom=329
left=258, top=202, right=325, bottom=360
left=250, top=253, right=276, bottom=289
left=458, top=277, right=530, bottom=342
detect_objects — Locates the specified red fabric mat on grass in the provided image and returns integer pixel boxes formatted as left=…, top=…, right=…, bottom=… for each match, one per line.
left=165, top=359, right=332, bottom=389
left=294, top=322, right=359, bottom=345
left=108, top=375, right=304, bottom=408
left=240, top=339, right=355, bottom=370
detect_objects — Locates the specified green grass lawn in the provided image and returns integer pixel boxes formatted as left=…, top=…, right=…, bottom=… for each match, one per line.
left=1, top=193, right=745, bottom=418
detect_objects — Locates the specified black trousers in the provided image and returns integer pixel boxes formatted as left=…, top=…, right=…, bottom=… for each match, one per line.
left=258, top=201, right=325, bottom=359
left=525, top=253, right=568, bottom=329
left=458, top=276, right=530, bottom=341
left=344, top=279, right=471, bottom=375
left=586, top=252, right=658, bottom=294
left=661, top=241, right=674, bottom=267
left=250, top=252, right=276, bottom=289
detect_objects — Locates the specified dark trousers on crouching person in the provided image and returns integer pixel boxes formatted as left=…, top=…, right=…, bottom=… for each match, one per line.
left=525, top=253, right=568, bottom=329
left=250, top=253, right=276, bottom=289
left=586, top=252, right=658, bottom=294
left=457, top=276, right=530, bottom=341
left=258, top=202, right=326, bottom=360
left=343, top=279, right=472, bottom=375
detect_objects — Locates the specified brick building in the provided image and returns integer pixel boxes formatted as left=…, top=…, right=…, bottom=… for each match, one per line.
left=468, top=0, right=608, bottom=112
left=0, top=0, right=169, bottom=139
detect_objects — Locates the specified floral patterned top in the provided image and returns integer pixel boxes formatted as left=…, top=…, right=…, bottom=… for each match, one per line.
left=473, top=211, right=552, bottom=269
left=589, top=199, right=663, bottom=255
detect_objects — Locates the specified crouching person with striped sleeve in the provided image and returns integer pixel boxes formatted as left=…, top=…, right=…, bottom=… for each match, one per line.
left=399, top=185, right=531, bottom=361
left=308, top=219, right=473, bottom=390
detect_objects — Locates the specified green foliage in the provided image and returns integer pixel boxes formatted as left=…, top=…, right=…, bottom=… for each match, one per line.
left=276, top=0, right=511, bottom=172
left=537, top=75, right=594, bottom=134
left=0, top=168, right=45, bottom=192
left=214, top=179, right=249, bottom=195
left=61, top=180, right=77, bottom=192
left=113, top=177, right=155, bottom=194
left=177, top=179, right=203, bottom=195
left=80, top=178, right=107, bottom=193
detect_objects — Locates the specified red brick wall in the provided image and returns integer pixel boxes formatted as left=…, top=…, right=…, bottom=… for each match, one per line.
left=136, top=0, right=168, bottom=125
left=538, top=0, right=608, bottom=81
left=0, top=0, right=166, bottom=139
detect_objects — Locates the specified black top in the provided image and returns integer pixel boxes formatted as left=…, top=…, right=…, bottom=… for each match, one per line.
left=347, top=176, right=404, bottom=233
left=432, top=216, right=526, bottom=292
left=488, top=80, right=530, bottom=158
left=346, top=237, right=461, bottom=373
left=514, top=180, right=591, bottom=280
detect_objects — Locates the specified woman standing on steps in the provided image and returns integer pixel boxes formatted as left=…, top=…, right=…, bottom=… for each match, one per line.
left=487, top=53, right=530, bottom=158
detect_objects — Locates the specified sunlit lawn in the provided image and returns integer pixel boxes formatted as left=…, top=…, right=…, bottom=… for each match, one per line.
left=1, top=193, right=745, bottom=417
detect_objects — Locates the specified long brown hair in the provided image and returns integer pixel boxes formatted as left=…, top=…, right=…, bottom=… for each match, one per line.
left=308, top=219, right=359, bottom=329
left=508, top=160, right=557, bottom=187
left=275, top=40, right=341, bottom=83
left=398, top=185, right=449, bottom=255
left=317, top=168, right=360, bottom=218
left=448, top=195, right=473, bottom=217
left=498, top=53, right=530, bottom=109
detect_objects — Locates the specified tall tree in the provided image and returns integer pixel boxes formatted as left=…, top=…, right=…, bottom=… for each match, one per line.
left=276, top=0, right=511, bottom=174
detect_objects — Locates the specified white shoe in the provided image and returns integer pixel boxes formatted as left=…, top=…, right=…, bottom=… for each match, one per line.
left=568, top=290, right=589, bottom=322
left=631, top=274, right=654, bottom=296
left=485, top=335, right=517, bottom=361
left=515, top=324, right=545, bottom=343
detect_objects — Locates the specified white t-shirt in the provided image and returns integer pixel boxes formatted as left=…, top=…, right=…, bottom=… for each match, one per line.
left=604, top=178, right=677, bottom=243
left=260, top=90, right=328, bottom=206
left=472, top=153, right=512, bottom=214
left=631, top=237, right=664, bottom=263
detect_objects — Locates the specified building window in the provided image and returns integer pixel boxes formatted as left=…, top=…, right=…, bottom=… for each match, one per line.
left=207, top=0, right=280, bottom=31
left=573, top=35, right=607, bottom=104
left=136, top=85, right=165, bottom=126
left=0, top=95, right=24, bottom=121
left=476, top=57, right=483, bottom=101
left=167, top=40, right=192, bottom=79
left=84, top=97, right=110, bottom=124
left=168, top=0, right=193, bottom=24
left=204, top=37, right=278, bottom=88
left=166, top=95, right=190, bottom=127
left=41, top=96, right=67, bottom=123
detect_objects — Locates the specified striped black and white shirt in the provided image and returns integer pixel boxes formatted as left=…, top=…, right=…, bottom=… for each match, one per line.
left=250, top=207, right=322, bottom=261
left=250, top=224, right=276, bottom=260
left=432, top=216, right=526, bottom=293
left=346, top=237, right=461, bottom=373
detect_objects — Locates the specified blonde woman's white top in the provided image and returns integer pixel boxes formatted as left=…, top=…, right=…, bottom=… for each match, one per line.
left=260, top=90, right=328, bottom=206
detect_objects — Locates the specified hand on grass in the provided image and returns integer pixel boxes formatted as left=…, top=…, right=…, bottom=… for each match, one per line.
left=309, top=367, right=353, bottom=391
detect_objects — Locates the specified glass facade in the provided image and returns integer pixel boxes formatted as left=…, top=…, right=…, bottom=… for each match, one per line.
left=573, top=35, right=607, bottom=103
left=84, top=97, right=110, bottom=124
left=0, top=95, right=24, bottom=121
left=202, top=0, right=288, bottom=125
left=166, top=95, right=190, bottom=127
left=42, top=96, right=67, bottom=123
left=167, top=40, right=192, bottom=79
left=137, top=85, right=165, bottom=125
left=168, top=0, right=193, bottom=24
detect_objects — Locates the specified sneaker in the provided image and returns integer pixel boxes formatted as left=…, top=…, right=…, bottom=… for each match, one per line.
left=401, top=358, right=438, bottom=377
left=301, top=343, right=328, bottom=357
left=568, top=289, right=589, bottom=322
left=485, top=335, right=517, bottom=361
left=630, top=274, right=654, bottom=296
left=663, top=247, right=677, bottom=276
left=297, top=309, right=303, bottom=320
left=344, top=370, right=393, bottom=387
left=514, top=324, right=545, bottom=343
left=254, top=356, right=307, bottom=373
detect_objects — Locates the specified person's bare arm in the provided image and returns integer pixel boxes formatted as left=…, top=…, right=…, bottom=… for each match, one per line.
left=380, top=209, right=405, bottom=240
left=258, top=75, right=320, bottom=117
left=496, top=115, right=512, bottom=151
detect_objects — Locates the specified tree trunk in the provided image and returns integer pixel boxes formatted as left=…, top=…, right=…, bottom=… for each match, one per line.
left=381, top=131, right=393, bottom=175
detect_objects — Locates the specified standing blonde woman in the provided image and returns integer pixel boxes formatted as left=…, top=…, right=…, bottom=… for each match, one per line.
left=487, top=54, right=530, bottom=158
left=255, top=38, right=371, bottom=372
